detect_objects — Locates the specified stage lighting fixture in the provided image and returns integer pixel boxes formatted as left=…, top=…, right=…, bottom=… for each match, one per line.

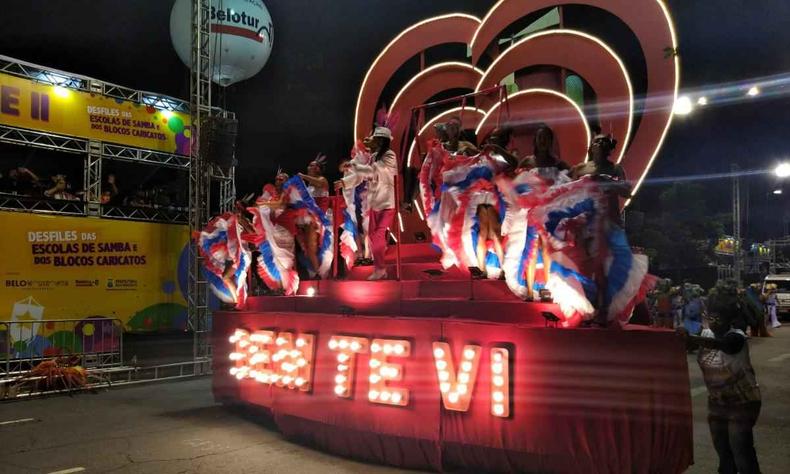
left=673, top=96, right=693, bottom=115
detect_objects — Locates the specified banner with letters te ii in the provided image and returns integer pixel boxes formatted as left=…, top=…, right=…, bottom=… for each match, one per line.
left=0, top=71, right=191, bottom=154
left=0, top=212, right=191, bottom=339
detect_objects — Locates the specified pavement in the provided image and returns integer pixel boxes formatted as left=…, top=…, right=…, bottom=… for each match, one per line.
left=0, top=328, right=788, bottom=473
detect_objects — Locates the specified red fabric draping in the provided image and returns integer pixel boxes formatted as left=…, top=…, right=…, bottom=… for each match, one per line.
left=213, top=312, right=693, bottom=473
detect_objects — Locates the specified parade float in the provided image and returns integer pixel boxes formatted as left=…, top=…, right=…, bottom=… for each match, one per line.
left=208, top=1, right=693, bottom=472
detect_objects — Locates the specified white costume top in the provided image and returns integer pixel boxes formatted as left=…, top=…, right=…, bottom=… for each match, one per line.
left=342, top=149, right=397, bottom=211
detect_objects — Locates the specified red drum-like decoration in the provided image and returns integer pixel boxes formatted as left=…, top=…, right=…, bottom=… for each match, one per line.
left=214, top=311, right=693, bottom=472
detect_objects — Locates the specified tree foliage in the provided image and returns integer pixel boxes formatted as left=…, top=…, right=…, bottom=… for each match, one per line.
left=628, top=183, right=728, bottom=270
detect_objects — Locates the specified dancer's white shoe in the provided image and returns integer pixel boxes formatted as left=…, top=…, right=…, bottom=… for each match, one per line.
left=367, top=268, right=388, bottom=281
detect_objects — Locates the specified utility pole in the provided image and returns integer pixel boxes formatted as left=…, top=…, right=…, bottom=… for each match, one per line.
left=732, top=164, right=742, bottom=285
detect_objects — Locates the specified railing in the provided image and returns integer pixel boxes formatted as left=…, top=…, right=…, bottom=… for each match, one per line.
left=0, top=318, right=123, bottom=378
left=0, top=193, right=87, bottom=216
left=0, top=359, right=211, bottom=400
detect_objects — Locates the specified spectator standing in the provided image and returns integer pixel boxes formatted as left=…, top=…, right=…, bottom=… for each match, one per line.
left=0, top=166, right=40, bottom=195
left=764, top=284, right=781, bottom=329
left=679, top=281, right=761, bottom=474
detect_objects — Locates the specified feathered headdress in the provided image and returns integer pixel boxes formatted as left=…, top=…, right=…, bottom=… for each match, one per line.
left=375, top=104, right=400, bottom=131
left=311, top=153, right=328, bottom=169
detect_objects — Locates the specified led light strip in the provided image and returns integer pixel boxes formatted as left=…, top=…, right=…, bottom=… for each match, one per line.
left=474, top=88, right=592, bottom=162
left=626, top=0, right=680, bottom=206
left=475, top=29, right=634, bottom=164
left=353, top=14, right=482, bottom=140
left=390, top=62, right=486, bottom=116
left=467, top=0, right=680, bottom=205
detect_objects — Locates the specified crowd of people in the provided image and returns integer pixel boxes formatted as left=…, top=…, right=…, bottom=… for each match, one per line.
left=0, top=166, right=82, bottom=200
left=0, top=164, right=185, bottom=209
left=649, top=279, right=783, bottom=337
left=197, top=110, right=654, bottom=328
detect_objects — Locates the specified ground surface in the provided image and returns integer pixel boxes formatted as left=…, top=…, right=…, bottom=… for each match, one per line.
left=1, top=329, right=788, bottom=473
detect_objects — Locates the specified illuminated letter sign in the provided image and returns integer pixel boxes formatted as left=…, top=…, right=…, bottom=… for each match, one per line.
left=228, top=329, right=512, bottom=416
left=368, top=339, right=410, bottom=406
left=432, top=342, right=481, bottom=411
left=328, top=335, right=369, bottom=398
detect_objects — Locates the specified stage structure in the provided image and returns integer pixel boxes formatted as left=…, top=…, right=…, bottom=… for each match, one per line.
left=213, top=1, right=691, bottom=472
left=0, top=55, right=195, bottom=223
left=0, top=49, right=235, bottom=342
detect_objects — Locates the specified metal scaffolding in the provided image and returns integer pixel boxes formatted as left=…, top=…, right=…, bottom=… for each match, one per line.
left=1, top=32, right=237, bottom=377
left=188, top=0, right=213, bottom=369
left=768, top=238, right=790, bottom=274
left=0, top=55, right=207, bottom=225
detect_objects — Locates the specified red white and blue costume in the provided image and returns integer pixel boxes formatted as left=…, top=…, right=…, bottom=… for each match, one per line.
left=338, top=142, right=371, bottom=269
left=498, top=171, right=654, bottom=326
left=420, top=141, right=508, bottom=278
left=283, top=175, right=334, bottom=279
left=195, top=213, right=252, bottom=308
left=248, top=184, right=300, bottom=296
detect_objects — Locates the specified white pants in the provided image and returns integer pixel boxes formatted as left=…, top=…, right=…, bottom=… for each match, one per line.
left=768, top=305, right=781, bottom=328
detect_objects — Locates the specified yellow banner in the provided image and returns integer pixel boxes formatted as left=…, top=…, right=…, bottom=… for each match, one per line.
left=0, top=71, right=191, bottom=154
left=714, top=236, right=735, bottom=255
left=0, top=212, right=190, bottom=335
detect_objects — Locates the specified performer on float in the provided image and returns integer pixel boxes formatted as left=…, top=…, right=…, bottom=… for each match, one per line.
left=336, top=117, right=397, bottom=281
left=248, top=169, right=300, bottom=295
left=195, top=209, right=252, bottom=309
left=419, top=117, right=482, bottom=272
left=570, top=131, right=655, bottom=326
left=338, top=141, right=372, bottom=269
left=293, top=154, right=334, bottom=279
left=519, top=125, right=571, bottom=172
left=499, top=124, right=578, bottom=303
left=434, top=122, right=515, bottom=279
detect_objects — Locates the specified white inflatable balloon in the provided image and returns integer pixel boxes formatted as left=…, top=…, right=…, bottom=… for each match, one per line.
left=170, top=0, right=273, bottom=86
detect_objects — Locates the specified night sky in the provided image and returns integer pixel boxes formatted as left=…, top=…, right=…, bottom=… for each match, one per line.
left=1, top=0, right=788, bottom=237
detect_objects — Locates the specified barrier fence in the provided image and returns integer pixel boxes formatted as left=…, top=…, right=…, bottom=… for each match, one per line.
left=0, top=318, right=213, bottom=400
left=0, top=318, right=123, bottom=378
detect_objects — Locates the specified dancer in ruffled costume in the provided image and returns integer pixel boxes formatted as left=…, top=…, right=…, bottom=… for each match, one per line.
left=498, top=125, right=572, bottom=303
left=571, top=133, right=657, bottom=326
left=420, top=117, right=504, bottom=277
left=248, top=170, right=300, bottom=295
left=294, top=154, right=333, bottom=279
left=439, top=125, right=517, bottom=279
left=338, top=141, right=372, bottom=270
left=272, top=158, right=334, bottom=281
left=194, top=210, right=252, bottom=308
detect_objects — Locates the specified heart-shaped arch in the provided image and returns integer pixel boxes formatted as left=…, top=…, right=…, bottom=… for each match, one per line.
left=476, top=89, right=591, bottom=166
left=475, top=29, right=633, bottom=163
left=470, top=0, right=679, bottom=200
left=353, top=14, right=481, bottom=141
left=389, top=62, right=484, bottom=154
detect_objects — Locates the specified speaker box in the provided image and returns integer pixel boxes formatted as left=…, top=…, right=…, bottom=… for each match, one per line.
left=200, top=116, right=238, bottom=168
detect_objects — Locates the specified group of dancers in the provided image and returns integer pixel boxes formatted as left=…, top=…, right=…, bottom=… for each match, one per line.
left=196, top=110, right=655, bottom=327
